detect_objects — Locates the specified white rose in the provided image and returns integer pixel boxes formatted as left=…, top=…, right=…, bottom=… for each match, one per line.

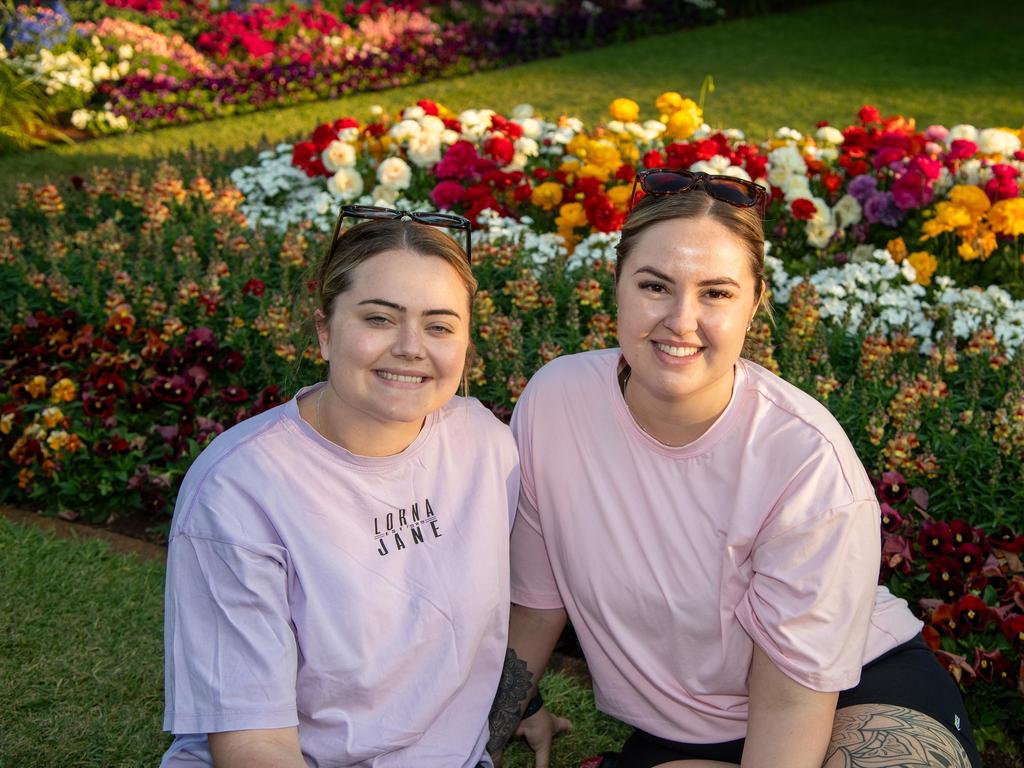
left=606, top=120, right=625, bottom=134
left=946, top=124, right=978, bottom=146
left=511, top=103, right=535, bottom=119
left=805, top=218, right=837, bottom=249
left=390, top=119, right=421, bottom=142
left=551, top=126, right=576, bottom=145
left=691, top=155, right=730, bottom=174
left=402, top=105, right=426, bottom=121
left=956, top=159, right=982, bottom=186
left=722, top=128, right=746, bottom=141
left=407, top=132, right=442, bottom=168
left=514, top=136, right=539, bottom=158
left=977, top=128, right=1021, bottom=156
left=440, top=128, right=460, bottom=145
left=321, top=140, right=356, bottom=172
left=815, top=126, right=844, bottom=145
left=769, top=145, right=807, bottom=175
left=516, top=117, right=542, bottom=139
left=833, top=194, right=862, bottom=228
left=780, top=174, right=812, bottom=202
left=71, top=109, right=91, bottom=130
left=775, top=126, right=803, bottom=142
left=377, top=157, right=412, bottom=190
left=327, top=168, right=364, bottom=201
left=643, top=119, right=667, bottom=136
left=370, top=184, right=399, bottom=205
left=420, top=115, right=445, bottom=135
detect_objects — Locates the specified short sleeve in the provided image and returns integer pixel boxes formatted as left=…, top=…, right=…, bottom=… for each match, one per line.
left=734, top=499, right=881, bottom=692
left=508, top=389, right=563, bottom=610
left=163, top=531, right=299, bottom=734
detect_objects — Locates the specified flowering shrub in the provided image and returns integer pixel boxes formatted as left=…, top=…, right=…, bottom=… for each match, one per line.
left=0, top=0, right=721, bottom=142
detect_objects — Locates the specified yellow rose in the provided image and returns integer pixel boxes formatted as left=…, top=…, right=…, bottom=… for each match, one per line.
left=908, top=251, right=938, bottom=285
left=607, top=185, right=634, bottom=211
left=988, top=197, right=1024, bottom=237
left=586, top=139, right=621, bottom=172
left=948, top=185, right=991, bottom=218
left=663, top=99, right=703, bottom=141
left=655, top=91, right=684, bottom=114
left=558, top=159, right=581, bottom=175
left=567, top=134, right=590, bottom=159
left=609, top=98, right=640, bottom=123
left=556, top=202, right=588, bottom=230
left=530, top=182, right=564, bottom=211
left=578, top=163, right=612, bottom=182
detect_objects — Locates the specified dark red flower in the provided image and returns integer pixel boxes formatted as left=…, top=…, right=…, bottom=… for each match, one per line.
left=642, top=150, right=665, bottom=169
left=955, top=543, right=985, bottom=573
left=220, top=349, right=245, bottom=373
left=879, top=503, right=904, bottom=532
left=242, top=278, right=265, bottom=297
left=483, top=136, right=515, bottom=167
left=93, top=434, right=130, bottom=456
left=953, top=595, right=998, bottom=634
left=988, top=525, right=1023, bottom=552
left=311, top=122, right=339, bottom=151
left=1002, top=615, right=1024, bottom=649
left=876, top=471, right=910, bottom=505
left=430, top=180, right=465, bottom=210
left=931, top=603, right=962, bottom=637
left=919, top=521, right=955, bottom=557
left=927, top=556, right=963, bottom=601
left=292, top=140, right=328, bottom=177
left=151, top=375, right=194, bottom=404
left=947, top=139, right=977, bottom=161
left=973, top=648, right=1014, bottom=686
left=253, top=385, right=283, bottom=414
left=221, top=385, right=249, bottom=404
left=948, top=519, right=979, bottom=548
left=82, top=395, right=116, bottom=419
left=858, top=105, right=882, bottom=124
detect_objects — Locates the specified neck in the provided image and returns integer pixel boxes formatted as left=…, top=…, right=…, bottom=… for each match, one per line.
left=622, top=364, right=736, bottom=447
left=303, top=385, right=424, bottom=457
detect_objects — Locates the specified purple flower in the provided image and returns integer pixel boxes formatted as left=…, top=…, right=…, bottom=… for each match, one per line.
left=863, top=191, right=903, bottom=227
left=847, top=174, right=878, bottom=204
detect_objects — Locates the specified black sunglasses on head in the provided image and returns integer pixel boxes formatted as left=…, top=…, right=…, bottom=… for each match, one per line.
left=331, top=204, right=473, bottom=263
left=630, top=168, right=768, bottom=216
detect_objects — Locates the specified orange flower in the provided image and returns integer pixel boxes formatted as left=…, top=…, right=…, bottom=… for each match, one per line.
left=50, top=377, right=76, bottom=403
left=26, top=375, right=48, bottom=399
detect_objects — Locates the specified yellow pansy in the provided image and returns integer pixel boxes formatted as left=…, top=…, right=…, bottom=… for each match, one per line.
left=26, top=375, right=48, bottom=399
left=0, top=413, right=13, bottom=435
left=50, top=377, right=77, bottom=403
left=908, top=251, right=938, bottom=285
left=530, top=182, right=564, bottom=211
left=41, top=407, right=64, bottom=429
left=609, top=98, right=640, bottom=123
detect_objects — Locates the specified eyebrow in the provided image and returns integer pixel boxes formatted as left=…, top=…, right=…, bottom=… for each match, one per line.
left=357, top=298, right=463, bottom=319
left=632, top=266, right=742, bottom=289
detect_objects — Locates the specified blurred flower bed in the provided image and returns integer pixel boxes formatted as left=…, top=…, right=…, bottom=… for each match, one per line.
left=0, top=0, right=721, bottom=146
left=1, top=96, right=1022, bottom=749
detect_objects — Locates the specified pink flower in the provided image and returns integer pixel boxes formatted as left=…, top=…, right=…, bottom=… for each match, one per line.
left=892, top=168, right=933, bottom=211
left=435, top=141, right=480, bottom=180
left=948, top=140, right=977, bottom=160
left=430, top=180, right=465, bottom=210
left=985, top=164, right=1020, bottom=201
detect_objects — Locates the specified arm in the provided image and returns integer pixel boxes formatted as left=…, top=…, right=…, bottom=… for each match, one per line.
left=740, top=644, right=838, bottom=768
left=210, top=727, right=307, bottom=768
left=487, top=604, right=568, bottom=755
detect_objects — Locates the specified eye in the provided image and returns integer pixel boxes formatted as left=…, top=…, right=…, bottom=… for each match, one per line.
left=704, top=288, right=734, bottom=300
left=638, top=280, right=668, bottom=294
left=365, top=314, right=391, bottom=326
left=427, top=323, right=455, bottom=335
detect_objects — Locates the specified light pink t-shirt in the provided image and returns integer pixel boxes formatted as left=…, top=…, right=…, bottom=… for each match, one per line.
left=510, top=350, right=922, bottom=743
left=161, top=384, right=519, bottom=768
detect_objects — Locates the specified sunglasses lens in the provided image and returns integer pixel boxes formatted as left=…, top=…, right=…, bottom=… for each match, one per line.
left=642, top=171, right=696, bottom=194
left=708, top=178, right=759, bottom=207
left=416, top=213, right=467, bottom=227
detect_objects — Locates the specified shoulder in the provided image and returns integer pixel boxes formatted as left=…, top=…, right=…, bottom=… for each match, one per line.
left=738, top=359, right=874, bottom=502
left=171, top=403, right=295, bottom=537
left=519, top=349, right=617, bottom=405
left=435, top=395, right=517, bottom=455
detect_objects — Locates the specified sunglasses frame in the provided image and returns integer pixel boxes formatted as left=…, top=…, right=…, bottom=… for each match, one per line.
left=630, top=168, right=768, bottom=216
left=330, top=204, right=473, bottom=264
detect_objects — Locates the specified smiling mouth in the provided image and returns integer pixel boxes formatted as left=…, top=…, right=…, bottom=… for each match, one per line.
left=375, top=370, right=427, bottom=384
left=654, top=342, right=703, bottom=358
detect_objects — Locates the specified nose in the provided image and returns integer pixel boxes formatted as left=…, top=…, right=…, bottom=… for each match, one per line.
left=661, top=294, right=698, bottom=336
left=391, top=321, right=425, bottom=359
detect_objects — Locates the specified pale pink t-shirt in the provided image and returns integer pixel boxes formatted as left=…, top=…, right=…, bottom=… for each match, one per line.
left=510, top=350, right=922, bottom=743
left=161, top=384, right=519, bottom=768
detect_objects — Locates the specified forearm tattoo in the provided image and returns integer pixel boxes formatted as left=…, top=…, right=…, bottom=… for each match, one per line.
left=825, top=704, right=972, bottom=768
left=486, top=648, right=534, bottom=755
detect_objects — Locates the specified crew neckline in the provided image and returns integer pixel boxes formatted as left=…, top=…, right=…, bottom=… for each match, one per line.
left=284, top=382, right=437, bottom=470
left=608, top=352, right=747, bottom=459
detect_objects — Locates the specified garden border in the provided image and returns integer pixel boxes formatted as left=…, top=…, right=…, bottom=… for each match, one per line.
left=0, top=504, right=166, bottom=561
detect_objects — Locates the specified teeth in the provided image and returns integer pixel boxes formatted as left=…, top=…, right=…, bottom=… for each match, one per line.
left=655, top=343, right=701, bottom=358
left=377, top=371, right=425, bottom=383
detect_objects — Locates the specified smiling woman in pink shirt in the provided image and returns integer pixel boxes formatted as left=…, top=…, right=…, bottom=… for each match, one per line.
left=161, top=206, right=519, bottom=768
left=487, top=172, right=981, bottom=768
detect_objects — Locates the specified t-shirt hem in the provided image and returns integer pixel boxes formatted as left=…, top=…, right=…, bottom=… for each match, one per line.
left=164, top=707, right=298, bottom=734
left=510, top=587, right=564, bottom=610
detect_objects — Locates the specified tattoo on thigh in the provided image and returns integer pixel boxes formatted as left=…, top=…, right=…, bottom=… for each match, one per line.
left=824, top=704, right=971, bottom=768
left=486, top=648, right=533, bottom=755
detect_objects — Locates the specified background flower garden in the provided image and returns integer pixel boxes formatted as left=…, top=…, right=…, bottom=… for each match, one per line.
left=2, top=0, right=1023, bottom=764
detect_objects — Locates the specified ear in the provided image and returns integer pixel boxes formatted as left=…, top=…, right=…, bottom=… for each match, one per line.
left=314, top=309, right=330, bottom=362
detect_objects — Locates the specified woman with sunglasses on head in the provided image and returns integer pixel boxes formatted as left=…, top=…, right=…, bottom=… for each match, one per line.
left=161, top=206, right=519, bottom=768
left=488, top=172, right=980, bottom=768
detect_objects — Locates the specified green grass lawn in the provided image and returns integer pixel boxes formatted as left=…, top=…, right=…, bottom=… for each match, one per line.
left=1, top=0, right=1021, bottom=185
left=0, top=518, right=622, bottom=767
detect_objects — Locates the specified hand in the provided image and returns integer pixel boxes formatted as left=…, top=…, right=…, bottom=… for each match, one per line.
left=514, top=706, right=572, bottom=768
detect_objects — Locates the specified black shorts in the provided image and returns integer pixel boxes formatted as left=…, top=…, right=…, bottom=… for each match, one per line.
left=618, top=635, right=982, bottom=768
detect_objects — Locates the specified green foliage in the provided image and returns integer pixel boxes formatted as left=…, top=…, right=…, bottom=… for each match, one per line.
left=0, top=60, right=69, bottom=154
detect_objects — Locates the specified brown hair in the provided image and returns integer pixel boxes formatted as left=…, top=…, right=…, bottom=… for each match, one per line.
left=317, top=219, right=477, bottom=318
left=614, top=192, right=771, bottom=318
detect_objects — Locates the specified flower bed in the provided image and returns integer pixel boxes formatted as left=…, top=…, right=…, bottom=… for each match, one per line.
left=1, top=99, right=1023, bottom=749
left=0, top=0, right=721, bottom=143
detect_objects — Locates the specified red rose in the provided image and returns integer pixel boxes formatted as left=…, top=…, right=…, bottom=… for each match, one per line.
left=532, top=167, right=551, bottom=180
left=483, top=136, right=515, bottom=167
left=311, top=123, right=339, bottom=151
left=858, top=105, right=882, bottom=124
left=291, top=141, right=327, bottom=177
left=416, top=99, right=440, bottom=116
left=334, top=117, right=359, bottom=131
left=615, top=164, right=635, bottom=182
left=947, top=139, right=977, bottom=161
left=642, top=150, right=665, bottom=169
left=790, top=198, right=817, bottom=221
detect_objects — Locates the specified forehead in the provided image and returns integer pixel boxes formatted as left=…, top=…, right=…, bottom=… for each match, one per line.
left=629, top=216, right=753, bottom=279
left=344, top=248, right=469, bottom=300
